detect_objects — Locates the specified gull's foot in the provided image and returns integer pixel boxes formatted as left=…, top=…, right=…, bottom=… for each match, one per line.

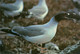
left=39, top=47, right=47, bottom=53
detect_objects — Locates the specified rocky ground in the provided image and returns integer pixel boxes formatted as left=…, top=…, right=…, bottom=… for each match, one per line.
left=0, top=0, right=80, bottom=54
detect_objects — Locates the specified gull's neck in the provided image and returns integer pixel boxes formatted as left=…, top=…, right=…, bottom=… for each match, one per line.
left=38, top=0, right=47, bottom=6
left=44, top=17, right=58, bottom=27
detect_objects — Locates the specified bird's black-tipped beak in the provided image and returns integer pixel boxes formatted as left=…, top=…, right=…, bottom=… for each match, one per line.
left=64, top=12, right=80, bottom=21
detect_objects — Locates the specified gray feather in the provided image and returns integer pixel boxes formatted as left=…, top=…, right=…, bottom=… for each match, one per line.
left=29, top=7, right=46, bottom=16
left=0, top=3, right=19, bottom=11
left=12, top=26, right=45, bottom=37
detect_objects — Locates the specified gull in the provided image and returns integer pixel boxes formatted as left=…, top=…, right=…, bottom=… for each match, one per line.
left=0, top=0, right=24, bottom=17
left=0, top=12, right=73, bottom=53
left=1, top=12, right=70, bottom=44
left=27, top=0, right=48, bottom=20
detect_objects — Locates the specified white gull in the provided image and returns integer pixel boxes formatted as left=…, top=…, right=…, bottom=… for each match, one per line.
left=0, top=0, right=24, bottom=17
left=27, top=0, right=48, bottom=20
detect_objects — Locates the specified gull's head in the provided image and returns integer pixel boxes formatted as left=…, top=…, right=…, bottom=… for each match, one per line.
left=54, top=12, right=73, bottom=22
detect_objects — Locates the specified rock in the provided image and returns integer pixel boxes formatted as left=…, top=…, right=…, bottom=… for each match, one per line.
left=44, top=42, right=60, bottom=54
left=45, top=42, right=59, bottom=51
left=59, top=40, right=80, bottom=54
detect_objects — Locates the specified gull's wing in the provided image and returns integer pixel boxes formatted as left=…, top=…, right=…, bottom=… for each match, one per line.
left=12, top=26, right=45, bottom=37
left=0, top=3, right=19, bottom=11
left=28, top=6, right=47, bottom=15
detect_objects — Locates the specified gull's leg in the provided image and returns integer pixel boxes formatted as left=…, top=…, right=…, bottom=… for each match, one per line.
left=38, top=44, right=47, bottom=53
left=28, top=43, right=47, bottom=53
left=39, top=47, right=47, bottom=53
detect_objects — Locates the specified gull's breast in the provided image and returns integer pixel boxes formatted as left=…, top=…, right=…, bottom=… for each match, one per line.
left=14, top=3, right=23, bottom=13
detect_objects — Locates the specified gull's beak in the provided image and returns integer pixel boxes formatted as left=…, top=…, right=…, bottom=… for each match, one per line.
left=64, top=12, right=80, bottom=20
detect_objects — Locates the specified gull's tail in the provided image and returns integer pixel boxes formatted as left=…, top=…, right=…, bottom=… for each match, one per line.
left=0, top=29, right=19, bottom=36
